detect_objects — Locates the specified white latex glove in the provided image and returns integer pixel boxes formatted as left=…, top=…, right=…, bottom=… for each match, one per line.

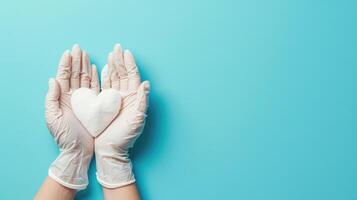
left=45, top=44, right=100, bottom=190
left=95, top=44, right=150, bottom=188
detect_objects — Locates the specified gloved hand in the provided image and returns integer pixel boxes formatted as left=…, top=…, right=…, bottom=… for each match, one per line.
left=95, top=44, right=150, bottom=188
left=45, top=44, right=100, bottom=190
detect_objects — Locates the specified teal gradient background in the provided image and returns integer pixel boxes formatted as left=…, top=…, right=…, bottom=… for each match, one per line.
left=0, top=0, right=356, bottom=199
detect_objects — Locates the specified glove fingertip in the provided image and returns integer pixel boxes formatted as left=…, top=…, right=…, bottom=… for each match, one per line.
left=142, top=81, right=150, bottom=92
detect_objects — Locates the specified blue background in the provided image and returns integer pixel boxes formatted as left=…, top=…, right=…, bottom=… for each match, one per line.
left=0, top=0, right=356, bottom=199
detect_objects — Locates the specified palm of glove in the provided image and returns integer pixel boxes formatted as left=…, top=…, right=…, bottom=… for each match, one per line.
left=95, top=87, right=149, bottom=154
left=46, top=89, right=93, bottom=154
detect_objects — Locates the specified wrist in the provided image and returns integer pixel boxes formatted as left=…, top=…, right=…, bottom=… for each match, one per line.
left=34, top=176, right=76, bottom=200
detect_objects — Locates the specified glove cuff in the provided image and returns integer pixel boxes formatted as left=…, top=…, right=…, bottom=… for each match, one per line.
left=48, top=150, right=92, bottom=190
left=96, top=173, right=136, bottom=189
left=95, top=159, right=135, bottom=188
left=48, top=169, right=88, bottom=190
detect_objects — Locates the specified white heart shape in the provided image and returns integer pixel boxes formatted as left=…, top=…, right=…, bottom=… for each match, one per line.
left=71, top=88, right=122, bottom=137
